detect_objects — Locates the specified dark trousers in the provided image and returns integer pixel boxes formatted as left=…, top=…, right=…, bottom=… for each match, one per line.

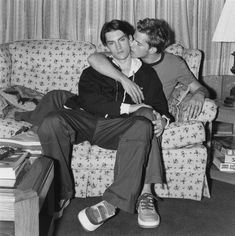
left=16, top=90, right=163, bottom=213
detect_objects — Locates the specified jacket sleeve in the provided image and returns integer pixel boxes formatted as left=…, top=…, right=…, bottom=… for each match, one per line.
left=65, top=67, right=122, bottom=117
left=143, top=68, right=174, bottom=122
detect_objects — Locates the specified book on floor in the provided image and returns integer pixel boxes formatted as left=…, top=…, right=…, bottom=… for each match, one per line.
left=213, top=136, right=235, bottom=156
left=213, top=147, right=235, bottom=163
left=222, top=154, right=235, bottom=164
left=213, top=154, right=235, bottom=172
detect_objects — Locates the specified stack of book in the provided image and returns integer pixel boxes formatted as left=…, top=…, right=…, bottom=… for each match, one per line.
left=0, top=146, right=30, bottom=187
left=212, top=136, right=235, bottom=172
left=0, top=146, right=31, bottom=220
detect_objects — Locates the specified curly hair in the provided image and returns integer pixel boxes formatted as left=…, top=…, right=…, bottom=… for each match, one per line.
left=100, top=19, right=135, bottom=46
left=136, top=18, right=171, bottom=53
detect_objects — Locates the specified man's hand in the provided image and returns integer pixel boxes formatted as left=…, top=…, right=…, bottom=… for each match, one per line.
left=181, top=93, right=205, bottom=120
left=129, top=103, right=151, bottom=114
left=120, top=77, right=144, bottom=104
left=152, top=110, right=166, bottom=137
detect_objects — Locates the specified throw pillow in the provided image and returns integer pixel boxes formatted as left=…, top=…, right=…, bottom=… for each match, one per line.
left=0, top=94, right=11, bottom=118
left=168, top=83, right=189, bottom=121
left=0, top=85, right=44, bottom=111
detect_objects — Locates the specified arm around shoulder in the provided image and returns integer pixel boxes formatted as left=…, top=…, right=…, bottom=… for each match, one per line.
left=88, top=52, right=124, bottom=82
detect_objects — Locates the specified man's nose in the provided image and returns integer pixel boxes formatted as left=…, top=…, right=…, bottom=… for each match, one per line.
left=116, top=42, right=121, bottom=50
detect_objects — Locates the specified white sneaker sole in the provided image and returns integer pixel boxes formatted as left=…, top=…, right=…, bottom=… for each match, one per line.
left=78, top=208, right=103, bottom=231
left=138, top=217, right=160, bottom=229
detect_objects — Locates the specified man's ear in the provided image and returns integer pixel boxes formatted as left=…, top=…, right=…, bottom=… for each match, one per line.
left=149, top=46, right=157, bottom=54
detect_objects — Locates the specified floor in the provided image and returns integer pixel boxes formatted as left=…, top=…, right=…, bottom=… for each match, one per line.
left=53, top=179, right=235, bottom=236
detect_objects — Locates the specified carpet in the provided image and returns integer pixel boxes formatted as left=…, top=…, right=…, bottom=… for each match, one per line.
left=54, top=180, right=235, bottom=236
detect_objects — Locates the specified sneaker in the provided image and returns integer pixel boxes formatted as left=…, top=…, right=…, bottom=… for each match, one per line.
left=137, top=193, right=160, bottom=228
left=54, top=198, right=71, bottom=219
left=0, top=130, right=41, bottom=147
left=78, top=200, right=116, bottom=231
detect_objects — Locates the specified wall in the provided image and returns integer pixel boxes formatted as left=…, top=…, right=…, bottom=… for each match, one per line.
left=202, top=75, right=235, bottom=100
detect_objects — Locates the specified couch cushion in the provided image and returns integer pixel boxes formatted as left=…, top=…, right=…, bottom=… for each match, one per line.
left=71, top=141, right=92, bottom=169
left=162, top=120, right=205, bottom=149
left=71, top=143, right=116, bottom=198
left=87, top=169, right=114, bottom=197
left=9, top=39, right=96, bottom=94
left=89, top=145, right=116, bottom=169
left=72, top=143, right=208, bottom=200
left=155, top=144, right=208, bottom=200
left=0, top=117, right=31, bottom=138
left=71, top=143, right=116, bottom=170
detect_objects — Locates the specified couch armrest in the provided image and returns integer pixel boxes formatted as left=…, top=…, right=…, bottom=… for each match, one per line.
left=162, top=120, right=205, bottom=149
left=176, top=95, right=217, bottom=123
left=195, top=98, right=217, bottom=122
left=0, top=44, right=11, bottom=88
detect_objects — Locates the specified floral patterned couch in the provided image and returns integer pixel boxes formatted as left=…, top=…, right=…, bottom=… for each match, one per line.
left=0, top=39, right=217, bottom=201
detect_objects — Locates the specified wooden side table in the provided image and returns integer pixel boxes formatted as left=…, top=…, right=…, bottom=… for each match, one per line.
left=214, top=100, right=235, bottom=135
left=0, top=156, right=55, bottom=236
left=209, top=100, right=235, bottom=185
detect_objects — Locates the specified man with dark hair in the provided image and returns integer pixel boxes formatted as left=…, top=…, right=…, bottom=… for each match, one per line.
left=74, top=19, right=172, bottom=231
left=9, top=19, right=171, bottom=231
left=88, top=18, right=209, bottom=120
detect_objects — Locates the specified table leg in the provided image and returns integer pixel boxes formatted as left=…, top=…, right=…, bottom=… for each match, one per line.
left=15, top=194, right=39, bottom=236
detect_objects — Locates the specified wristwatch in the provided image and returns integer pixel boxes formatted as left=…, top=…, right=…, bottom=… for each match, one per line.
left=162, top=115, right=170, bottom=128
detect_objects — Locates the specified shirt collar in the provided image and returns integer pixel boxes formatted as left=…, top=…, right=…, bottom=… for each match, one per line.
left=112, top=57, right=142, bottom=77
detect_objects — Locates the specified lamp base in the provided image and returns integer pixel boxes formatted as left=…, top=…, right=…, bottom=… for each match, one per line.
left=224, top=52, right=235, bottom=107
left=224, top=85, right=235, bottom=108
left=224, top=96, right=235, bottom=107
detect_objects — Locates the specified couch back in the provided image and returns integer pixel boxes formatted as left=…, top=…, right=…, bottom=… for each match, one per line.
left=0, top=40, right=201, bottom=96
left=165, top=43, right=202, bottom=79
left=0, top=44, right=12, bottom=89
left=0, top=39, right=96, bottom=94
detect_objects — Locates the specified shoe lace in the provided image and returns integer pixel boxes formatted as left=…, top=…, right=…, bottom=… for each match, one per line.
left=137, top=193, right=159, bottom=211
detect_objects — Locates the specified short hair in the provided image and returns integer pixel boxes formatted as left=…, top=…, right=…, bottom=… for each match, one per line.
left=100, top=19, right=135, bottom=46
left=136, top=18, right=171, bottom=53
